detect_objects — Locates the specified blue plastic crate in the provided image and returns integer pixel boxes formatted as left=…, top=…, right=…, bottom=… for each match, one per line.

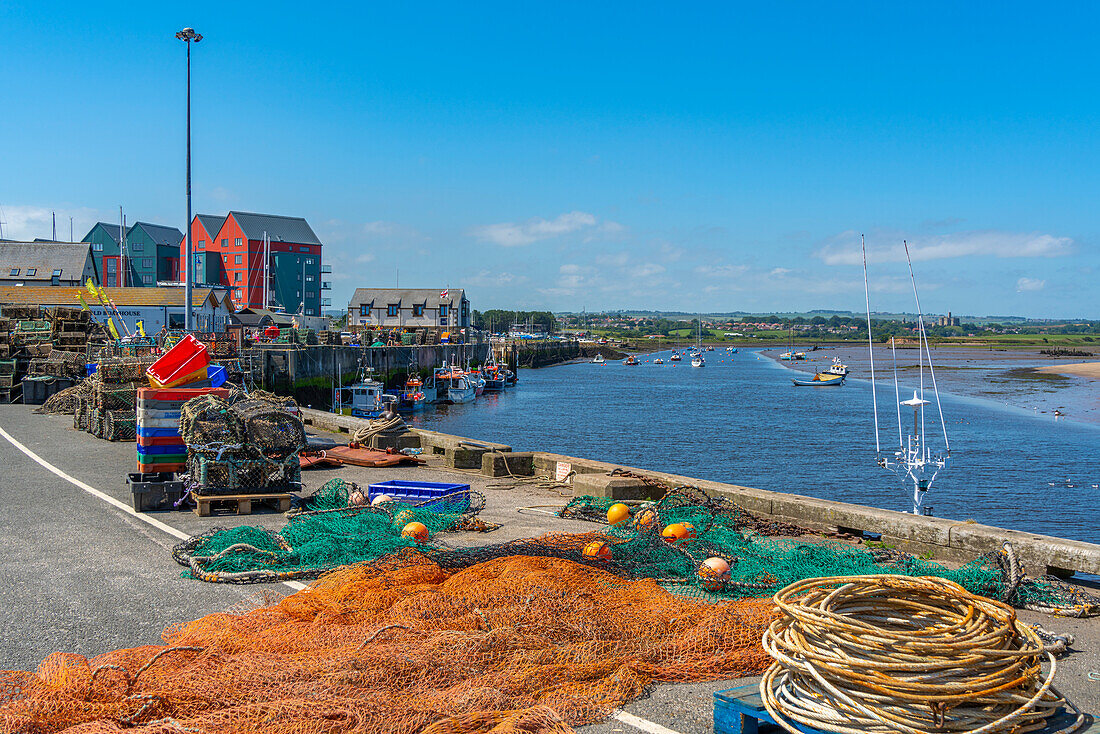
left=368, top=480, right=471, bottom=512
left=137, top=426, right=182, bottom=439
left=136, top=443, right=187, bottom=456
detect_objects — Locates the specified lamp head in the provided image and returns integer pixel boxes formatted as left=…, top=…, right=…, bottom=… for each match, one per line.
left=176, top=28, right=202, bottom=42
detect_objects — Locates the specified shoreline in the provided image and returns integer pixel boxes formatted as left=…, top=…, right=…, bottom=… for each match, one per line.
left=1035, top=361, right=1100, bottom=380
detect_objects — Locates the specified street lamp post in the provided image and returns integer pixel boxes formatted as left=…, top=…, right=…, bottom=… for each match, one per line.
left=176, top=27, right=202, bottom=331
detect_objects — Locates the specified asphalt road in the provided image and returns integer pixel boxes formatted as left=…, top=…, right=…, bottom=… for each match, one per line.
left=1, top=403, right=1097, bottom=730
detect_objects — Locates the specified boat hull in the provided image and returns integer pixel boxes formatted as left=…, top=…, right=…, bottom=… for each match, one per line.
left=791, top=376, right=844, bottom=386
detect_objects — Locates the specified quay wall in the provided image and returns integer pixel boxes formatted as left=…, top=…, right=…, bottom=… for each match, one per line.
left=300, top=407, right=1100, bottom=577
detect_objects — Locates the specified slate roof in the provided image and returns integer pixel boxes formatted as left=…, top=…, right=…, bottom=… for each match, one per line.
left=131, top=222, right=184, bottom=247
left=195, top=215, right=227, bottom=239
left=348, top=288, right=467, bottom=308
left=0, top=242, right=95, bottom=281
left=229, top=212, right=322, bottom=245
left=86, top=222, right=122, bottom=244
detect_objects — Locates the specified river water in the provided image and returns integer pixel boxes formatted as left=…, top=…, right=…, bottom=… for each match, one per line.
left=403, top=348, right=1100, bottom=545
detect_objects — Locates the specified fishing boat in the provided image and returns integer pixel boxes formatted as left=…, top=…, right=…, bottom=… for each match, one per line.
left=726, top=346, right=738, bottom=353
left=669, top=352, right=681, bottom=361
left=654, top=358, right=664, bottom=364
left=480, top=361, right=507, bottom=391
left=338, top=379, right=389, bottom=417
left=397, top=375, right=435, bottom=412
left=593, top=354, right=605, bottom=364
left=502, top=368, right=518, bottom=386
left=819, top=357, right=849, bottom=378
left=791, top=372, right=844, bottom=387
left=468, top=371, right=486, bottom=396
left=435, top=364, right=477, bottom=404
left=624, top=355, right=639, bottom=366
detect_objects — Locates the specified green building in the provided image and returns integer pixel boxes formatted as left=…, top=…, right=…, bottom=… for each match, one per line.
left=81, top=221, right=184, bottom=287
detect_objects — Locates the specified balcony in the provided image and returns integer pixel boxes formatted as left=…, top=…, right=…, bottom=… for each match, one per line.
left=321, top=281, right=332, bottom=290
left=320, top=265, right=332, bottom=274
left=321, top=298, right=332, bottom=307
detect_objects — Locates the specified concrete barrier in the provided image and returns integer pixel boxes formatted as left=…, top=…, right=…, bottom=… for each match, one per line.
left=298, top=409, right=1100, bottom=576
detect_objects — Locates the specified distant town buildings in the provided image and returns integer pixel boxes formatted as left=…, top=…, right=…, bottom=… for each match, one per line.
left=0, top=241, right=99, bottom=287
left=81, top=221, right=184, bottom=287
left=347, top=288, right=470, bottom=332
left=178, top=212, right=330, bottom=315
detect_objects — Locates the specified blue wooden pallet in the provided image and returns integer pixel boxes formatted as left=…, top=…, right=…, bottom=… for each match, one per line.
left=714, top=681, right=1096, bottom=734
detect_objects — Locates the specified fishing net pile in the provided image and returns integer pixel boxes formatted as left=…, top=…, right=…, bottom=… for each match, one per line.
left=0, top=554, right=772, bottom=734
left=180, top=395, right=305, bottom=495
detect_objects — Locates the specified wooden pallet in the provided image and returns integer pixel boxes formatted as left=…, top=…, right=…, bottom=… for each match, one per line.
left=193, top=492, right=293, bottom=517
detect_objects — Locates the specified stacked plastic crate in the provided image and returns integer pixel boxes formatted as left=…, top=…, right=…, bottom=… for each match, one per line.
left=136, top=387, right=229, bottom=473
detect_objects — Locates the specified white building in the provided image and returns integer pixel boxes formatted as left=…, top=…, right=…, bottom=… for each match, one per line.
left=347, top=288, right=470, bottom=331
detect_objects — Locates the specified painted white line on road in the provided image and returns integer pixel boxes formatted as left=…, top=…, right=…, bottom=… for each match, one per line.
left=0, top=423, right=307, bottom=593
left=612, top=710, right=686, bottom=734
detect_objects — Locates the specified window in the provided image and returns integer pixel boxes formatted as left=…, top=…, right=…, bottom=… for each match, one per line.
left=387, top=304, right=399, bottom=317
left=26, top=268, right=36, bottom=276
left=439, top=304, right=448, bottom=318
left=8, top=268, right=18, bottom=276
left=359, top=305, right=370, bottom=317
left=197, top=239, right=205, bottom=250
left=234, top=272, right=241, bottom=282
left=306, top=275, right=314, bottom=282
left=221, top=239, right=228, bottom=247
left=300, top=246, right=310, bottom=252
left=234, top=255, right=242, bottom=264
left=413, top=304, right=424, bottom=317
left=461, top=302, right=468, bottom=318
left=223, top=255, right=228, bottom=263
left=305, top=258, right=314, bottom=265
left=142, top=258, right=154, bottom=269
left=132, top=241, right=143, bottom=251
left=92, top=242, right=103, bottom=252
left=235, top=238, right=242, bottom=247
left=52, top=269, right=62, bottom=277
left=106, top=261, right=117, bottom=272
left=142, top=274, right=154, bottom=284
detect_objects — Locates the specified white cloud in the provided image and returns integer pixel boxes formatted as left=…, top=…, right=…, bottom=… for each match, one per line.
left=0, top=204, right=101, bottom=241
left=817, top=230, right=1073, bottom=266
left=471, top=211, right=622, bottom=247
left=694, top=264, right=749, bottom=278
left=1016, top=277, right=1046, bottom=292
left=770, top=267, right=792, bottom=277
left=356, top=252, right=376, bottom=264
left=466, top=270, right=527, bottom=288
left=629, top=262, right=666, bottom=278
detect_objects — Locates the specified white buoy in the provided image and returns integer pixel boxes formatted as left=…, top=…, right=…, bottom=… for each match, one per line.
left=371, top=494, right=393, bottom=506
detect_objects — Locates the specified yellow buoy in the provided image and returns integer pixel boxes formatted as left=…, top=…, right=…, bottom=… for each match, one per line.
left=661, top=523, right=689, bottom=544
left=607, top=503, right=630, bottom=526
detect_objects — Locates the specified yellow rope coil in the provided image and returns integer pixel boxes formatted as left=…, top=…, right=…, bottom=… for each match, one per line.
left=760, top=574, right=1084, bottom=734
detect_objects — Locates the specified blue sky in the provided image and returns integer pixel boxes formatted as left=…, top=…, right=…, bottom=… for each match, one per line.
left=2, top=2, right=1098, bottom=318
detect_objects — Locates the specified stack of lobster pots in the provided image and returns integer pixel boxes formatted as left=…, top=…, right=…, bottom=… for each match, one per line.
left=136, top=387, right=229, bottom=473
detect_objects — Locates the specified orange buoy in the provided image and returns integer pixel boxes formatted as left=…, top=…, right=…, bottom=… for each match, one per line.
left=607, top=503, right=630, bottom=526
left=680, top=522, right=697, bottom=540
left=583, top=540, right=612, bottom=561
left=698, top=557, right=731, bottom=591
left=401, top=521, right=429, bottom=543
left=370, top=493, right=392, bottom=507
left=661, top=523, right=690, bottom=544
left=633, top=508, right=658, bottom=531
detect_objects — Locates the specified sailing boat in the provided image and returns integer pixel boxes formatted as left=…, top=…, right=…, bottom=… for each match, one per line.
left=778, top=328, right=805, bottom=361
left=862, top=235, right=950, bottom=516
left=691, top=321, right=705, bottom=367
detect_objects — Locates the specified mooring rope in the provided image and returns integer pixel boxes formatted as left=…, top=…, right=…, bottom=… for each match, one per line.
left=760, top=574, right=1085, bottom=734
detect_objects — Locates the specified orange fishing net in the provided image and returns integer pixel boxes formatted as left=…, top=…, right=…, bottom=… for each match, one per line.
left=1, top=552, right=771, bottom=734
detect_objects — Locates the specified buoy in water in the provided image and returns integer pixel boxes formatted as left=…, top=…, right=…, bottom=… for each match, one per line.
left=370, top=493, right=392, bottom=506
left=401, top=521, right=429, bottom=543
left=698, top=557, right=731, bottom=591
left=607, top=503, right=630, bottom=526
left=583, top=540, right=612, bottom=560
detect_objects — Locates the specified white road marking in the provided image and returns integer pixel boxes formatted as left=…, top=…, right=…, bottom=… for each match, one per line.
left=612, top=710, right=686, bottom=734
left=0, top=423, right=307, bottom=592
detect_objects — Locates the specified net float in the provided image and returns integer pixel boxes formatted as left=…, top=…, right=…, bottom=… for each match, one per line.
left=697, top=557, right=731, bottom=591
left=401, top=522, right=429, bottom=543
left=370, top=493, right=392, bottom=506
left=607, top=503, right=630, bottom=526
left=582, top=540, right=612, bottom=561
left=632, top=508, right=658, bottom=531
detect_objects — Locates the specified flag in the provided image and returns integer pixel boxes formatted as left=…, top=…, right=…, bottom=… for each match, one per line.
left=440, top=289, right=448, bottom=299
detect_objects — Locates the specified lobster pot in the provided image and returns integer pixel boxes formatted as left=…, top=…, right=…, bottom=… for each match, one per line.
left=104, top=409, right=137, bottom=442
left=179, top=395, right=246, bottom=447
left=187, top=451, right=301, bottom=496
left=89, top=408, right=105, bottom=439
left=73, top=397, right=90, bottom=431
left=231, top=399, right=306, bottom=461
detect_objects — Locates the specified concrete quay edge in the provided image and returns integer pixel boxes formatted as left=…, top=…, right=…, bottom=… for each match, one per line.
left=298, top=408, right=1100, bottom=576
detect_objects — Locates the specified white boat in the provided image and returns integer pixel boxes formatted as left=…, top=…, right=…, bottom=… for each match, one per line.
left=594, top=354, right=605, bottom=363
left=691, top=322, right=705, bottom=367
left=435, top=364, right=477, bottom=404
left=340, top=380, right=388, bottom=418
left=820, top=357, right=849, bottom=377
left=691, top=354, right=704, bottom=368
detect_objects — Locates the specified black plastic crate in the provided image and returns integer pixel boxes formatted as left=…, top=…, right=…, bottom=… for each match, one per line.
left=127, top=471, right=185, bottom=512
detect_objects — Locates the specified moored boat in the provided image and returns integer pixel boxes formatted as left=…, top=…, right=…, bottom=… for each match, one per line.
left=624, top=355, right=639, bottom=365
left=791, top=372, right=844, bottom=386
left=435, top=364, right=477, bottom=404
left=594, top=354, right=605, bottom=364
left=669, top=352, right=681, bottom=361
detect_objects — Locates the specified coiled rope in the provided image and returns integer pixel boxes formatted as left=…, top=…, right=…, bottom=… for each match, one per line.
left=760, top=574, right=1085, bottom=734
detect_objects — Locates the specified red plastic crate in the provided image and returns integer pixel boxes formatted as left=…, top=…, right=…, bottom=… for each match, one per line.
left=146, top=334, right=209, bottom=388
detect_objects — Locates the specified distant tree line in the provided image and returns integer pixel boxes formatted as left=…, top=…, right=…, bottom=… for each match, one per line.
left=473, top=309, right=557, bottom=333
